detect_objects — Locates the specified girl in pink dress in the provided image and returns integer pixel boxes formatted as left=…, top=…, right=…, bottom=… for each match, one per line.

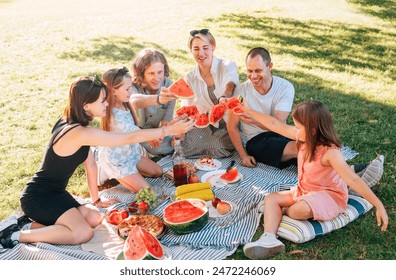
left=242, top=100, right=388, bottom=259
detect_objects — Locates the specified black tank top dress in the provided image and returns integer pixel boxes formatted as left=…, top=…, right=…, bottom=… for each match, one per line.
left=20, top=119, right=90, bottom=226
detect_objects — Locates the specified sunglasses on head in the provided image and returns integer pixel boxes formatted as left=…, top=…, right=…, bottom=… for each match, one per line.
left=112, top=66, right=129, bottom=85
left=87, top=74, right=104, bottom=92
left=190, top=29, right=209, bottom=36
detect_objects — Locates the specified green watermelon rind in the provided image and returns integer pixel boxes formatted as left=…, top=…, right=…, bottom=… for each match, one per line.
left=163, top=199, right=209, bottom=235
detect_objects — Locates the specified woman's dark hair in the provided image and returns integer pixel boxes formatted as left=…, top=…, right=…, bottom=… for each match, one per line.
left=63, top=76, right=108, bottom=126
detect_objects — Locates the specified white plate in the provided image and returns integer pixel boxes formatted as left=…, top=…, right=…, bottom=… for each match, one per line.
left=201, top=170, right=243, bottom=188
left=117, top=245, right=172, bottom=260
left=206, top=200, right=234, bottom=219
left=170, top=192, right=176, bottom=202
left=194, top=158, right=222, bottom=171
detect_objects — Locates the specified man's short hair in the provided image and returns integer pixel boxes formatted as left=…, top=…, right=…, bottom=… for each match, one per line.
left=246, top=47, right=271, bottom=66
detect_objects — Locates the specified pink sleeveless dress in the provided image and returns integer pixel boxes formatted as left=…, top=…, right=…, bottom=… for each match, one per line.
left=291, top=144, right=348, bottom=220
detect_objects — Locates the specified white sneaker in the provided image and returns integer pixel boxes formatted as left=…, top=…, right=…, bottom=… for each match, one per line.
left=243, top=233, right=285, bottom=259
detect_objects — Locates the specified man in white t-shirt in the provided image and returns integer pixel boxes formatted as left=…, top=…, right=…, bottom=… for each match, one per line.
left=227, top=47, right=297, bottom=169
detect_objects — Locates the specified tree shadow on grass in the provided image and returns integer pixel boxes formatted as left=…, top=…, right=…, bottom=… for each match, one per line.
left=347, top=0, right=396, bottom=22
left=206, top=11, right=396, bottom=161
left=208, top=12, right=395, bottom=81
left=59, top=35, right=191, bottom=78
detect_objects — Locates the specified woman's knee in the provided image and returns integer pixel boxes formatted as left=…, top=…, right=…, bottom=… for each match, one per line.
left=70, top=225, right=94, bottom=244
left=86, top=209, right=102, bottom=228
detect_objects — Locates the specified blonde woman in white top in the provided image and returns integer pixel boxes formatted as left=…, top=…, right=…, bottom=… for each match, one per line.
left=179, top=29, right=239, bottom=158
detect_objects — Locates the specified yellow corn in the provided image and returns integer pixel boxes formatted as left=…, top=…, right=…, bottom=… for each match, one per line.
left=176, top=189, right=215, bottom=201
left=175, top=182, right=211, bottom=196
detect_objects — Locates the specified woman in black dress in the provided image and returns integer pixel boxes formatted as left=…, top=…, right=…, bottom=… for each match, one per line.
left=0, top=75, right=193, bottom=248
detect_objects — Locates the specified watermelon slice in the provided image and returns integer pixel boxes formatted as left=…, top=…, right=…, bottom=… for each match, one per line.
left=226, top=95, right=243, bottom=110
left=123, top=226, right=148, bottom=260
left=194, top=113, right=209, bottom=128
left=219, top=168, right=240, bottom=183
left=175, top=105, right=199, bottom=119
left=232, top=106, right=244, bottom=115
left=123, top=226, right=164, bottom=260
left=209, top=103, right=227, bottom=125
left=169, top=78, right=195, bottom=99
left=163, top=199, right=208, bottom=234
left=139, top=227, right=164, bottom=259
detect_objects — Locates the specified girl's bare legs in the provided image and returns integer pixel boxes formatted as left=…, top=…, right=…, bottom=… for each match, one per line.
left=116, top=158, right=162, bottom=192
left=117, top=173, right=151, bottom=192
left=19, top=204, right=101, bottom=245
left=263, top=191, right=296, bottom=233
left=244, top=190, right=297, bottom=259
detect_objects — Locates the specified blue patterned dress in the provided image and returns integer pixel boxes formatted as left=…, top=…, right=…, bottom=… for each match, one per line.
left=98, top=108, right=141, bottom=178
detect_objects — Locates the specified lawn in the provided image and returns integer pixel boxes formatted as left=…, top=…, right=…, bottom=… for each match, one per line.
left=0, top=0, right=394, bottom=260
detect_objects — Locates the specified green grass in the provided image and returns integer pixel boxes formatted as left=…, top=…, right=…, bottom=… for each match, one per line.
left=0, top=0, right=394, bottom=260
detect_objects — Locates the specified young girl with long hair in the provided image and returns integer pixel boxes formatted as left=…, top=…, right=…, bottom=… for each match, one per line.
left=98, top=67, right=179, bottom=192
left=242, top=100, right=388, bottom=259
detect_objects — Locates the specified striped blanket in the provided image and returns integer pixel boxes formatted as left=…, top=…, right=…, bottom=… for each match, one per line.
left=0, top=147, right=358, bottom=260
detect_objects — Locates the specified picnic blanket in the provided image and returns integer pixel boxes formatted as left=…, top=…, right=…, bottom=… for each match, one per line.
left=0, top=147, right=358, bottom=260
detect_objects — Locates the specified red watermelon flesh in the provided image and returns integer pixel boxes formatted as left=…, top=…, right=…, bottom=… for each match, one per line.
left=233, top=106, right=244, bottom=115
left=169, top=78, right=194, bottom=99
left=139, top=227, right=164, bottom=259
left=209, top=103, right=227, bottom=124
left=220, top=168, right=239, bottom=183
left=123, top=226, right=148, bottom=260
left=163, top=199, right=208, bottom=234
left=194, top=113, right=209, bottom=128
left=164, top=200, right=206, bottom=224
left=176, top=105, right=199, bottom=119
left=226, top=96, right=243, bottom=110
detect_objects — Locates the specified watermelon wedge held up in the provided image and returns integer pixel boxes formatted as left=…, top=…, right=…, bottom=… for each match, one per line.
left=176, top=105, right=199, bottom=119
left=226, top=95, right=243, bottom=110
left=232, top=106, right=244, bottom=115
left=209, top=103, right=227, bottom=125
left=169, top=78, right=195, bottom=99
left=194, top=113, right=209, bottom=128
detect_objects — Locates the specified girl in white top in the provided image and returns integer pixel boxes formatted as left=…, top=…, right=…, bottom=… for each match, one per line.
left=98, top=67, right=179, bottom=192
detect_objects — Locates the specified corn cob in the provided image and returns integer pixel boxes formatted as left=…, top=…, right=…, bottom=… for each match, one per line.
left=176, top=188, right=215, bottom=201
left=175, top=182, right=211, bottom=196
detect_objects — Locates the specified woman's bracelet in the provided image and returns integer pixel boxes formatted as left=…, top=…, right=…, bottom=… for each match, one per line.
left=92, top=197, right=101, bottom=206
left=217, top=95, right=226, bottom=103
